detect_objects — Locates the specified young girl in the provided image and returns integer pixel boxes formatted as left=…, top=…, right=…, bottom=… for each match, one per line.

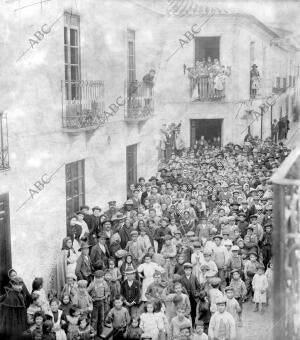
left=43, top=320, right=56, bottom=340
left=120, top=254, right=137, bottom=280
left=47, top=298, right=67, bottom=340
left=252, top=264, right=268, bottom=313
left=61, top=274, right=79, bottom=304
left=140, top=301, right=164, bottom=340
left=31, top=277, right=51, bottom=314
left=265, top=261, right=273, bottom=306
left=58, top=237, right=79, bottom=295
left=125, top=317, right=143, bottom=340
left=154, top=300, right=169, bottom=340
left=27, top=292, right=43, bottom=325
left=76, top=280, right=93, bottom=315
left=23, top=310, right=44, bottom=339
left=66, top=305, right=80, bottom=340
left=138, top=254, right=164, bottom=302
left=59, top=294, right=72, bottom=316
left=77, top=314, right=96, bottom=340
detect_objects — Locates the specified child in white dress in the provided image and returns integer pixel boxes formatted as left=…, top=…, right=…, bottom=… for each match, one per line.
left=140, top=301, right=164, bottom=340
left=252, top=264, right=268, bottom=313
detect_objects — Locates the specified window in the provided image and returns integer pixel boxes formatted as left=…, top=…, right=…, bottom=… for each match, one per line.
left=283, top=77, right=287, bottom=89
left=64, top=12, right=81, bottom=100
left=127, top=29, right=136, bottom=84
left=250, top=41, right=255, bottom=66
left=0, top=113, right=9, bottom=170
left=65, top=160, right=85, bottom=220
left=276, top=77, right=281, bottom=89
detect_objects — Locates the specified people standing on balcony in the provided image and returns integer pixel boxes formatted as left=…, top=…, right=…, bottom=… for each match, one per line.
left=142, top=69, right=156, bottom=108
left=186, top=57, right=230, bottom=101
left=250, top=64, right=260, bottom=98
left=271, top=119, right=278, bottom=143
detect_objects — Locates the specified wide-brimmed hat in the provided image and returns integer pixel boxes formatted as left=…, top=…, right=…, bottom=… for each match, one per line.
left=111, top=212, right=126, bottom=221
left=78, top=242, right=92, bottom=251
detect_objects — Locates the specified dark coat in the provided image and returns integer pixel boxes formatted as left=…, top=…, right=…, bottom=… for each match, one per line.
left=180, top=274, right=201, bottom=300
left=121, top=280, right=140, bottom=304
left=75, top=254, right=93, bottom=280
left=0, top=287, right=27, bottom=335
left=90, top=243, right=110, bottom=270
left=119, top=226, right=132, bottom=249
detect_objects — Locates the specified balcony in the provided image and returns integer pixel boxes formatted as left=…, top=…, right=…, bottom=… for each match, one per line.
left=61, top=80, right=105, bottom=133
left=124, top=81, right=154, bottom=122
left=188, top=75, right=225, bottom=102
left=0, top=112, right=9, bottom=171
left=272, top=77, right=290, bottom=94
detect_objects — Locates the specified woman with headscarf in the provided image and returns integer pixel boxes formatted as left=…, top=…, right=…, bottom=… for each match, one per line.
left=0, top=276, right=27, bottom=336
left=5, top=269, right=31, bottom=308
left=56, top=237, right=78, bottom=296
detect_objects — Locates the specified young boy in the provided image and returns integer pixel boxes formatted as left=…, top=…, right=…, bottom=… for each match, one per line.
left=208, top=296, right=236, bottom=340
left=105, top=296, right=131, bottom=340
left=121, top=268, right=140, bottom=317
left=170, top=305, right=192, bottom=340
left=227, top=245, right=243, bottom=276
left=224, top=286, right=241, bottom=326
left=126, top=231, right=143, bottom=265
left=229, top=269, right=246, bottom=326
left=162, top=281, right=191, bottom=321
left=244, top=252, right=260, bottom=300
left=179, top=323, right=193, bottom=340
left=212, top=235, right=229, bottom=290
left=87, top=270, right=110, bottom=336
left=161, top=234, right=177, bottom=279
left=192, top=320, right=208, bottom=340
left=174, top=254, right=186, bottom=276
left=207, top=277, right=224, bottom=314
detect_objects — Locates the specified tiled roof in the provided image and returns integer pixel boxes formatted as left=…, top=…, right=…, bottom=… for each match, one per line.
left=166, top=0, right=279, bottom=39
left=167, top=0, right=233, bottom=16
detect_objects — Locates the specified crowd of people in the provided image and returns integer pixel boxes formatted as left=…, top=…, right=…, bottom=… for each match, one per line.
left=0, top=137, right=291, bottom=340
left=185, top=57, right=231, bottom=100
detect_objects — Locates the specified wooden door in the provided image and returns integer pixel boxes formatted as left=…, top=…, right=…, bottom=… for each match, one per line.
left=126, top=144, right=137, bottom=195
left=0, top=193, right=11, bottom=293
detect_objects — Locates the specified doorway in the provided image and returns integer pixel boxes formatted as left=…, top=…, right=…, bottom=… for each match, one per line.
left=190, top=119, right=223, bottom=146
left=0, top=193, right=11, bottom=294
left=126, top=144, right=137, bottom=196
left=194, top=37, right=220, bottom=63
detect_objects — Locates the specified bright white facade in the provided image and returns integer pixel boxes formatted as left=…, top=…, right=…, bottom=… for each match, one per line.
left=0, top=0, right=299, bottom=289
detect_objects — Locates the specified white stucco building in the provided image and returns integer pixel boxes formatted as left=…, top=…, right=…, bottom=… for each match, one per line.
left=0, top=0, right=299, bottom=290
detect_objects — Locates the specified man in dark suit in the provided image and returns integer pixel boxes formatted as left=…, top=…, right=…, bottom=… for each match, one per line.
left=84, top=206, right=102, bottom=246
left=180, top=263, right=202, bottom=325
left=121, top=268, right=140, bottom=317
left=75, top=242, right=93, bottom=284
left=90, top=232, right=110, bottom=270
left=141, top=183, right=152, bottom=205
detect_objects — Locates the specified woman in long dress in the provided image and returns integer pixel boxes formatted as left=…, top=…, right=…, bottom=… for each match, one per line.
left=56, top=237, right=78, bottom=295
left=137, top=253, right=164, bottom=302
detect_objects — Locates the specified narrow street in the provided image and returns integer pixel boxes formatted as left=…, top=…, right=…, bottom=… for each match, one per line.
left=238, top=302, right=273, bottom=340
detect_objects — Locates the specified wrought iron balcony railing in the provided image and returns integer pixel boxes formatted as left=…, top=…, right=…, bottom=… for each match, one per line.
left=189, top=76, right=225, bottom=102
left=0, top=112, right=9, bottom=170
left=125, top=80, right=154, bottom=121
left=61, top=80, right=105, bottom=129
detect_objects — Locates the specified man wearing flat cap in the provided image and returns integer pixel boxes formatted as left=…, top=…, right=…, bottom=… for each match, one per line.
left=180, top=263, right=202, bottom=324
left=90, top=232, right=110, bottom=270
